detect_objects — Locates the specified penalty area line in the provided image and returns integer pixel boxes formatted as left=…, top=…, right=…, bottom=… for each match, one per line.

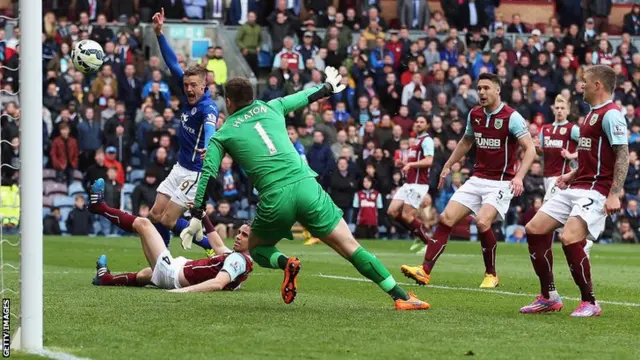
left=315, top=274, right=640, bottom=308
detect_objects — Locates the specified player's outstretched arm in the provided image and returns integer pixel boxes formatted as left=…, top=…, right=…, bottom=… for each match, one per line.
left=268, top=66, right=345, bottom=115
left=153, top=8, right=184, bottom=83
left=169, top=273, right=232, bottom=293
left=194, top=136, right=225, bottom=210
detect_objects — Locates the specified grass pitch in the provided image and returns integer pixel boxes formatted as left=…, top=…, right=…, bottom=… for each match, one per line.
left=3, top=236, right=640, bottom=359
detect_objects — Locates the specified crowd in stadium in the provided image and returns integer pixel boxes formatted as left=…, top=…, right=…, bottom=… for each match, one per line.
left=0, top=0, right=639, bottom=243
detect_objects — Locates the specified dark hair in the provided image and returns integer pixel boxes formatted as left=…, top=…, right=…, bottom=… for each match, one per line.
left=183, top=65, right=207, bottom=79
left=585, top=65, right=616, bottom=93
left=224, top=77, right=255, bottom=110
left=58, top=122, right=69, bottom=131
left=478, top=73, right=501, bottom=87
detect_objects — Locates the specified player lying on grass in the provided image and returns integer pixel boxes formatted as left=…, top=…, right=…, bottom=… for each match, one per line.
left=88, top=178, right=252, bottom=292
left=401, top=73, right=536, bottom=288
left=186, top=67, right=430, bottom=310
left=522, top=65, right=628, bottom=317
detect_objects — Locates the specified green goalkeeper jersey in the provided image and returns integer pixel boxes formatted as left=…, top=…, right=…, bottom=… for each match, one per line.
left=194, top=85, right=329, bottom=208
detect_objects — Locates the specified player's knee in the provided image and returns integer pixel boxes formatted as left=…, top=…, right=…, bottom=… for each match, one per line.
left=160, top=213, right=177, bottom=229
left=387, top=207, right=399, bottom=218
left=133, top=217, right=153, bottom=233
left=149, top=207, right=163, bottom=223
left=401, top=207, right=414, bottom=220
left=439, top=211, right=456, bottom=227
left=475, top=218, right=492, bottom=232
left=525, top=221, right=541, bottom=235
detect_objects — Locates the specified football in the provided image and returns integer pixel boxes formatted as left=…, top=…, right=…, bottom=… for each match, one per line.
left=72, top=39, right=105, bottom=73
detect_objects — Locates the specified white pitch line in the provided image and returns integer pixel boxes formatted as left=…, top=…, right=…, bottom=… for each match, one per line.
left=316, top=274, right=640, bottom=308
left=29, top=348, right=92, bottom=360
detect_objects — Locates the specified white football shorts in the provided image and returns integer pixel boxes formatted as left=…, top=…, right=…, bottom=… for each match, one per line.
left=151, top=249, right=190, bottom=289
left=449, top=176, right=513, bottom=221
left=538, top=188, right=606, bottom=241
left=156, top=163, right=201, bottom=207
left=392, top=184, right=430, bottom=209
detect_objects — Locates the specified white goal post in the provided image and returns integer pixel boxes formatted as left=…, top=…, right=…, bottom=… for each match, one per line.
left=16, top=0, right=44, bottom=351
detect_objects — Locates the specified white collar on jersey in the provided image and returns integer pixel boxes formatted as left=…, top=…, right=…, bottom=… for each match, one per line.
left=590, top=99, right=613, bottom=110
left=483, top=102, right=505, bottom=116
left=416, top=132, right=429, bottom=139
left=552, top=120, right=569, bottom=126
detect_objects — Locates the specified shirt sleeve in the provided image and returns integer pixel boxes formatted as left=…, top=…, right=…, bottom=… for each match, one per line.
left=421, top=136, right=435, bottom=157
left=157, top=35, right=184, bottom=83
left=602, top=109, right=628, bottom=145
left=464, top=111, right=474, bottom=137
left=203, top=104, right=219, bottom=145
left=508, top=111, right=529, bottom=139
left=220, top=252, right=247, bottom=282
left=267, top=85, right=330, bottom=115
left=570, top=125, right=580, bottom=142
left=352, top=193, right=360, bottom=208
left=194, top=134, right=225, bottom=208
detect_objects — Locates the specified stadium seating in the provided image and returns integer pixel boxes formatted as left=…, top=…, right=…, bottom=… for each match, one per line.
left=120, top=183, right=135, bottom=213
left=128, top=170, right=146, bottom=185
left=44, top=182, right=68, bottom=197
left=68, top=182, right=86, bottom=197
left=42, top=169, right=56, bottom=181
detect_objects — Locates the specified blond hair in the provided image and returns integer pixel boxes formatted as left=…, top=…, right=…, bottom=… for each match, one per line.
left=554, top=94, right=568, bottom=104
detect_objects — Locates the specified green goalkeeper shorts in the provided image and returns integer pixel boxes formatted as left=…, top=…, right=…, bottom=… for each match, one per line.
left=251, top=177, right=343, bottom=245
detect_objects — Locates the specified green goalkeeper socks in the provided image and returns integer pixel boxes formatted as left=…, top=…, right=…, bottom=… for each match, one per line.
left=251, top=246, right=289, bottom=270
left=349, top=246, right=409, bottom=301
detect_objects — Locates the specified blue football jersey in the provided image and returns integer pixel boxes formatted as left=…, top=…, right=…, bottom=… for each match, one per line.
left=178, top=95, right=219, bottom=171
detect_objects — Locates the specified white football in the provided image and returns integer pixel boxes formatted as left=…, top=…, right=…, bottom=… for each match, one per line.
left=72, top=40, right=105, bottom=73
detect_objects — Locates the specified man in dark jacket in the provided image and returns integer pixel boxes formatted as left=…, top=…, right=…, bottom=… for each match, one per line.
left=43, top=207, right=62, bottom=235
left=260, top=75, right=285, bottom=102
left=66, top=196, right=93, bottom=235
left=85, top=149, right=108, bottom=193
left=131, top=171, right=157, bottom=216
left=329, top=157, right=358, bottom=224
left=523, top=162, right=545, bottom=206
left=307, top=131, right=335, bottom=188
left=116, top=64, right=142, bottom=119
left=367, top=148, right=394, bottom=195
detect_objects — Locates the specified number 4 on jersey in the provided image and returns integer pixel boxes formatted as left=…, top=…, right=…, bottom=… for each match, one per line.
left=254, top=122, right=277, bottom=155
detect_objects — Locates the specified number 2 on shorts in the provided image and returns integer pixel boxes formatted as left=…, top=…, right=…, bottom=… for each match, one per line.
left=254, top=122, right=277, bottom=155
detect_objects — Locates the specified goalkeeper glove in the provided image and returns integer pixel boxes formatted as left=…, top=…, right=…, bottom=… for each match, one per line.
left=324, top=66, right=346, bottom=93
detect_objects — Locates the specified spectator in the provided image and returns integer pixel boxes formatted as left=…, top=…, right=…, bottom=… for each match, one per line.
left=44, top=82, right=65, bottom=119
left=623, top=4, right=640, bottom=36
left=307, top=131, right=334, bottom=186
left=104, top=146, right=125, bottom=185
left=507, top=226, right=527, bottom=243
left=530, top=88, right=553, bottom=124
left=460, top=0, right=487, bottom=30
left=398, top=0, right=430, bottom=30
left=158, top=0, right=187, bottom=19
left=199, top=46, right=228, bottom=84
left=523, top=162, right=545, bottom=205
left=216, top=156, right=243, bottom=205
left=142, top=70, right=170, bottom=105
left=367, top=148, right=393, bottom=194
left=402, top=72, right=426, bottom=106
left=613, top=218, right=638, bottom=244
left=507, top=13, right=526, bottom=34
left=626, top=150, right=640, bottom=194
left=66, top=195, right=93, bottom=236
left=268, top=11, right=297, bottom=54
left=429, top=10, right=450, bottom=34
left=330, top=157, right=358, bottom=224
left=261, top=75, right=285, bottom=102
left=105, top=124, right=133, bottom=169
left=77, top=107, right=103, bottom=170
left=228, top=0, right=260, bottom=25
left=85, top=148, right=108, bottom=192
left=316, top=109, right=338, bottom=144
left=91, top=64, right=118, bottom=99
left=234, top=11, right=261, bottom=74
left=90, top=14, right=114, bottom=47
left=273, top=37, right=304, bottom=72
left=624, top=199, right=640, bottom=233
left=97, top=167, right=121, bottom=236
left=149, top=146, right=172, bottom=183
left=353, top=176, right=383, bottom=239
left=43, top=207, right=62, bottom=235
left=50, top=122, right=79, bottom=184
left=211, top=200, right=242, bottom=239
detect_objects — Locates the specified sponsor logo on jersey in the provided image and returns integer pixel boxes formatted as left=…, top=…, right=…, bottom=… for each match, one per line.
left=544, top=137, right=564, bottom=148
left=589, top=114, right=599, bottom=126
left=560, top=127, right=567, bottom=135
left=578, top=137, right=592, bottom=150
left=206, top=113, right=217, bottom=124
left=360, top=199, right=377, bottom=208
left=191, top=107, right=197, bottom=115
left=181, top=122, right=196, bottom=135
left=181, top=113, right=189, bottom=122
left=494, top=119, right=503, bottom=130
left=474, top=133, right=501, bottom=148
left=613, top=124, right=626, bottom=137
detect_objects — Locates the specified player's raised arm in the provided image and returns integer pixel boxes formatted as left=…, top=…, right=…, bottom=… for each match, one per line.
left=268, top=66, right=346, bottom=115
left=438, top=113, right=475, bottom=189
left=153, top=8, right=184, bottom=83
left=603, top=109, right=629, bottom=215
left=194, top=135, right=225, bottom=210
left=510, top=112, right=536, bottom=197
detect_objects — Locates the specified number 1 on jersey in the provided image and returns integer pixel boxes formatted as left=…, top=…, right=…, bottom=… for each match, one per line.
left=254, top=122, right=277, bottom=155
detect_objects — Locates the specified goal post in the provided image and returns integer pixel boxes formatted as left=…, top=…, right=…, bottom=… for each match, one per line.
left=17, top=0, right=43, bottom=350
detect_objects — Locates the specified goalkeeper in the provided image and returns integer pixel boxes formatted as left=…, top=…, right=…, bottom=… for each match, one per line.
left=185, top=67, right=429, bottom=310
